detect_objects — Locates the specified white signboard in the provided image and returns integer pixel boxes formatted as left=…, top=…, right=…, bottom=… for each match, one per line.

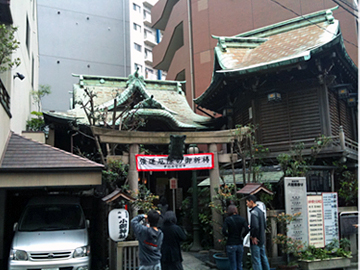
left=284, top=177, right=308, bottom=244
left=136, top=153, right=214, bottom=171
left=108, top=209, right=129, bottom=242
left=322, top=192, right=339, bottom=245
left=307, top=195, right=325, bottom=248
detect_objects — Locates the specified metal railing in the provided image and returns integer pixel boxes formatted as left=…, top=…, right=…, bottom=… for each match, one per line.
left=117, top=241, right=139, bottom=270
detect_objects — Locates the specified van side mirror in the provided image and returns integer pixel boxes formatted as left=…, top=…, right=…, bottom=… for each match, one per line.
left=13, top=222, right=18, bottom=231
left=86, top=220, right=90, bottom=228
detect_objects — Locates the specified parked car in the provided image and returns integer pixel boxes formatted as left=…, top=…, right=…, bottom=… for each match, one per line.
left=8, top=196, right=91, bottom=270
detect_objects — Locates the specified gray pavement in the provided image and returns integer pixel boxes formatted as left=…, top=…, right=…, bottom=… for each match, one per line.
left=182, top=252, right=211, bottom=270
left=181, top=251, right=359, bottom=270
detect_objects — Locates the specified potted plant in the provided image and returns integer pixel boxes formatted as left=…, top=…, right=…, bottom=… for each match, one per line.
left=297, top=239, right=352, bottom=270
left=273, top=212, right=304, bottom=269
left=209, top=184, right=236, bottom=269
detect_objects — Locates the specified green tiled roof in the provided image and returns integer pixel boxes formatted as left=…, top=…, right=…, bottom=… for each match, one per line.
left=45, top=72, right=211, bottom=130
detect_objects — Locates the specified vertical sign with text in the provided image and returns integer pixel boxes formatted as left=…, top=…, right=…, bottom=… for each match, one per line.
left=307, top=195, right=325, bottom=248
left=284, top=177, right=309, bottom=244
left=322, top=192, right=339, bottom=245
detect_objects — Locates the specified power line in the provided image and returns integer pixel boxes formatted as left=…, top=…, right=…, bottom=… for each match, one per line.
left=334, top=0, right=358, bottom=11
left=331, top=0, right=359, bottom=19
left=269, top=0, right=358, bottom=48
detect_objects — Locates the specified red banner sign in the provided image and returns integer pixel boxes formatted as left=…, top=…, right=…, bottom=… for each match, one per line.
left=136, top=153, right=214, bottom=171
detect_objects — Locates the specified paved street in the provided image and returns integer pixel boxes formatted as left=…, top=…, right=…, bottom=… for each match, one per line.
left=182, top=251, right=359, bottom=270
left=182, top=252, right=211, bottom=270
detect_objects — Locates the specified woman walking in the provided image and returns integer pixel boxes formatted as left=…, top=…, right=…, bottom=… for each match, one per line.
left=222, top=204, right=249, bottom=270
left=160, top=211, right=187, bottom=270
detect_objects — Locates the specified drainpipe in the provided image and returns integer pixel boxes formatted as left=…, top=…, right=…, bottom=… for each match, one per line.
left=187, top=0, right=195, bottom=110
left=156, top=29, right=162, bottom=80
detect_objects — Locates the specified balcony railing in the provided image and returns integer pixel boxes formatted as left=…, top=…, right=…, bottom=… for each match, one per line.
left=0, top=78, right=11, bottom=117
left=145, top=52, right=153, bottom=65
left=144, top=34, right=157, bottom=47
left=143, top=12, right=152, bottom=26
left=261, top=127, right=358, bottom=160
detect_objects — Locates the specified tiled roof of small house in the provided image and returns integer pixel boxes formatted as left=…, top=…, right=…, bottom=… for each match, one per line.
left=195, top=7, right=358, bottom=108
left=0, top=132, right=104, bottom=171
left=45, top=71, right=211, bottom=131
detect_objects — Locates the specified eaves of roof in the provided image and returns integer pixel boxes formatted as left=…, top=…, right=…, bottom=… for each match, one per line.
left=0, top=132, right=104, bottom=172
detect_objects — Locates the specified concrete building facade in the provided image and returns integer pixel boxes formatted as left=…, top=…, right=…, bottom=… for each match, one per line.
left=0, top=0, right=39, bottom=265
left=38, top=0, right=163, bottom=112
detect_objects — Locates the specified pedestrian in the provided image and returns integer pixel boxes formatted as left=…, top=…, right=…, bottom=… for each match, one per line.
left=161, top=211, right=187, bottom=270
left=157, top=196, right=169, bottom=229
left=222, top=204, right=249, bottom=270
left=131, top=210, right=164, bottom=270
left=246, top=195, right=270, bottom=270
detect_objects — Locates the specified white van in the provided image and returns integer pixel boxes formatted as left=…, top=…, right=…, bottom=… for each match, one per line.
left=8, top=196, right=91, bottom=270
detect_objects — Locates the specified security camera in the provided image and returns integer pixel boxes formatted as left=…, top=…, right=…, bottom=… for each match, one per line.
left=14, top=72, right=25, bottom=80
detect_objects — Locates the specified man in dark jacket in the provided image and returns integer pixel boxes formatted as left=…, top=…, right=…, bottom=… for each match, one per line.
left=222, top=204, right=249, bottom=270
left=131, top=210, right=164, bottom=270
left=246, top=195, right=270, bottom=270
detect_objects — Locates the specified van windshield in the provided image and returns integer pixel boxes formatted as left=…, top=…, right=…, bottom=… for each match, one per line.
left=19, top=204, right=85, bottom=231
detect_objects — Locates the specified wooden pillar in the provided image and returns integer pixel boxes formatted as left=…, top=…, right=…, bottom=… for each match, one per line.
left=128, top=144, right=139, bottom=216
left=339, top=125, right=345, bottom=150
left=209, top=143, right=222, bottom=250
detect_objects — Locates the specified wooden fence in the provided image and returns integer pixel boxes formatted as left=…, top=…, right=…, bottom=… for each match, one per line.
left=117, top=241, right=139, bottom=270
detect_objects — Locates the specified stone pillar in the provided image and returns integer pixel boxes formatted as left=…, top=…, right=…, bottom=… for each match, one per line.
left=128, top=144, right=139, bottom=216
left=209, top=143, right=222, bottom=250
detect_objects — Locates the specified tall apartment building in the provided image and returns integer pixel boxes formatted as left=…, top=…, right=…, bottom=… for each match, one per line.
left=38, top=0, right=162, bottom=112
left=151, top=0, right=358, bottom=111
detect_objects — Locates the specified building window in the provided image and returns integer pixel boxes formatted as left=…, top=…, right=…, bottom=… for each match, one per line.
left=26, top=17, right=30, bottom=54
left=133, top=3, right=141, bottom=12
left=145, top=48, right=152, bottom=58
left=144, top=29, right=152, bottom=39
left=31, top=55, right=34, bottom=88
left=145, top=68, right=153, bottom=79
left=135, top=63, right=142, bottom=72
left=134, top=43, right=142, bottom=52
left=133, top=23, right=141, bottom=32
left=143, top=9, right=151, bottom=20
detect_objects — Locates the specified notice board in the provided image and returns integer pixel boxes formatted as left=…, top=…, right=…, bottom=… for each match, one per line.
left=307, top=195, right=325, bottom=248
left=284, top=177, right=308, bottom=243
left=322, top=192, right=339, bottom=245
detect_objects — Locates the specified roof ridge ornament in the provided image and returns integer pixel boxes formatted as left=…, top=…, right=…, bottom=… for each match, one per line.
left=325, top=9, right=335, bottom=24
left=134, top=95, right=163, bottom=109
left=126, top=68, right=146, bottom=88
left=219, top=37, right=227, bottom=52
